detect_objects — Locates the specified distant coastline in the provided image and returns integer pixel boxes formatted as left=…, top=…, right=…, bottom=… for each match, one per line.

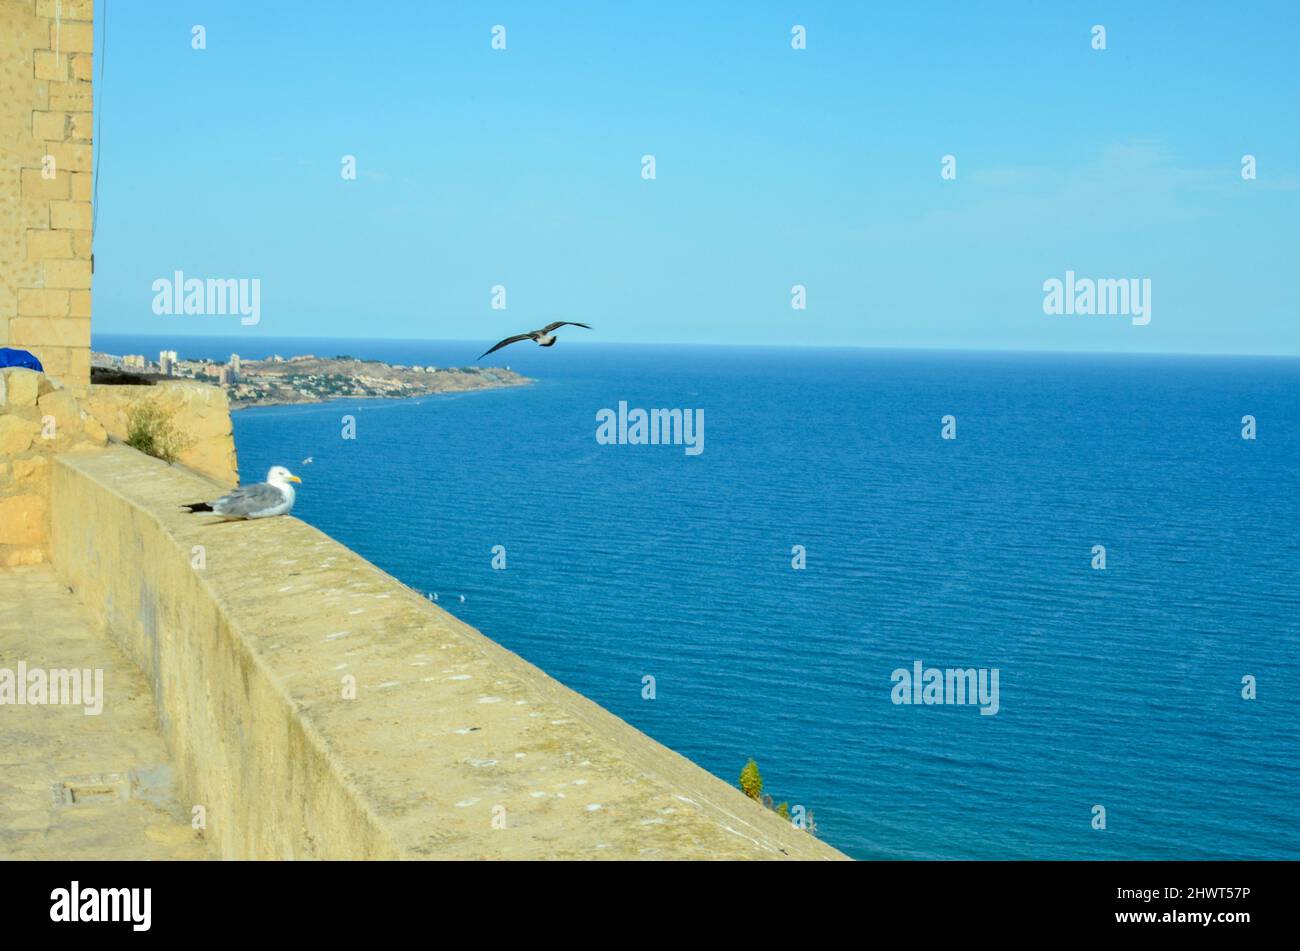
left=92, top=350, right=532, bottom=410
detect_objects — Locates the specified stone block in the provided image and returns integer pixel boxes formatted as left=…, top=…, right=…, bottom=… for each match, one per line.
left=3, top=369, right=43, bottom=408
left=26, top=228, right=73, bottom=259
left=0, top=494, right=46, bottom=547
left=0, top=414, right=38, bottom=454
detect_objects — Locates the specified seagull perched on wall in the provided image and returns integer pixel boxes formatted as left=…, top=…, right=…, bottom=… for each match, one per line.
left=479, top=321, right=592, bottom=359
left=181, top=465, right=302, bottom=519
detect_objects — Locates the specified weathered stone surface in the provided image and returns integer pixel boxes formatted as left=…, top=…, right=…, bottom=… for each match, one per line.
left=0, top=414, right=38, bottom=454
left=1, top=382, right=112, bottom=562
left=2, top=369, right=41, bottom=408
left=0, top=493, right=45, bottom=545
left=36, top=389, right=82, bottom=441
left=0, top=567, right=213, bottom=858
left=81, top=414, right=107, bottom=446
left=49, top=448, right=847, bottom=860
left=12, top=455, right=48, bottom=486
left=0, top=547, right=44, bottom=567
left=84, top=381, right=238, bottom=486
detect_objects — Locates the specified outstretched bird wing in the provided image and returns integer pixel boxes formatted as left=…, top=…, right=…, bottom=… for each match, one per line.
left=479, top=334, right=534, bottom=359
left=539, top=321, right=592, bottom=334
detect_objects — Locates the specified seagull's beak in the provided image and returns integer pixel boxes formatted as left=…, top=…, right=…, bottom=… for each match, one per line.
left=287, top=475, right=302, bottom=483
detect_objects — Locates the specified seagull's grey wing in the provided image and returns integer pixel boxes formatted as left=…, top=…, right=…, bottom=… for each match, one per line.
left=211, top=482, right=287, bottom=517
left=479, top=334, right=532, bottom=359
left=539, top=321, right=592, bottom=333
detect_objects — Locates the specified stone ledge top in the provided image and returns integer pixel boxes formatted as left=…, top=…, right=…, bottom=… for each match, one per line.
left=55, top=448, right=846, bottom=860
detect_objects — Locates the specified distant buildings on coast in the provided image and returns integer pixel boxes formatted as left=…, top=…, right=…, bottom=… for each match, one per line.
left=89, top=346, right=520, bottom=408
left=97, top=348, right=452, bottom=381
left=95, top=349, right=243, bottom=384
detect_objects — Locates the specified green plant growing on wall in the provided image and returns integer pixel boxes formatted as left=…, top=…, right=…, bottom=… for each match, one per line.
left=125, top=400, right=191, bottom=464
left=739, top=758, right=763, bottom=800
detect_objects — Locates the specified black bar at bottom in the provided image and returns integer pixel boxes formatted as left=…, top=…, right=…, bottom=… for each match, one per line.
left=0, top=859, right=1285, bottom=936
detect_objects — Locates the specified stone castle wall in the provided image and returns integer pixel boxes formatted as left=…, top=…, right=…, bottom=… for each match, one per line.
left=0, top=366, right=106, bottom=566
left=0, top=0, right=95, bottom=393
left=85, top=381, right=239, bottom=487
left=1, top=367, right=237, bottom=566
left=50, top=447, right=846, bottom=860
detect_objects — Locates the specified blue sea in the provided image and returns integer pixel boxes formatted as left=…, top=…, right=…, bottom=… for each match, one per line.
left=97, top=334, right=1300, bottom=860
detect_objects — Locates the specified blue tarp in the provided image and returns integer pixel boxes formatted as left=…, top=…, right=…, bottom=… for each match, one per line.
left=0, top=348, right=44, bottom=372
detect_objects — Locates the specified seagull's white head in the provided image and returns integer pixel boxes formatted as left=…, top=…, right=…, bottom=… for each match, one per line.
left=266, top=465, right=302, bottom=485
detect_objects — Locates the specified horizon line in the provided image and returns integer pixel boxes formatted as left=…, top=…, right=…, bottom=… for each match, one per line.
left=90, top=332, right=1300, bottom=361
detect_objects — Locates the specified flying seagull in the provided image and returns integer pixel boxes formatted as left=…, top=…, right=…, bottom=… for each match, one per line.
left=182, top=465, right=302, bottom=519
left=479, top=321, right=592, bottom=359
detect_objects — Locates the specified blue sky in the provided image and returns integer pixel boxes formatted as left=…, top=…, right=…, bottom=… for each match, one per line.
left=91, top=1, right=1299, bottom=354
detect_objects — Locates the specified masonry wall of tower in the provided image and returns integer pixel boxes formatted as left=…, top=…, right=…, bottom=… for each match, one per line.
left=0, top=0, right=95, bottom=393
